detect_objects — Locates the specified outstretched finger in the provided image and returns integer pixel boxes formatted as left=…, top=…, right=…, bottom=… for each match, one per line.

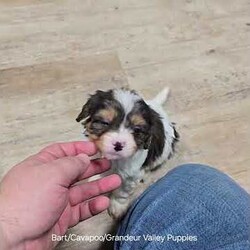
left=35, top=141, right=97, bottom=163
left=69, top=174, right=121, bottom=206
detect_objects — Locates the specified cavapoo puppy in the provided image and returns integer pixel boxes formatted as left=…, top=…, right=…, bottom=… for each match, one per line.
left=76, top=87, right=179, bottom=219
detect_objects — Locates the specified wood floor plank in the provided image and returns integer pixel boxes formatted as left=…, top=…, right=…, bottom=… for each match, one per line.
left=118, top=12, right=250, bottom=69
left=1, top=1, right=249, bottom=70
left=178, top=99, right=250, bottom=192
left=126, top=50, right=250, bottom=112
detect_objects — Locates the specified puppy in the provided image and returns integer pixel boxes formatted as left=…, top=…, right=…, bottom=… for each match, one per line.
left=76, top=88, right=179, bottom=219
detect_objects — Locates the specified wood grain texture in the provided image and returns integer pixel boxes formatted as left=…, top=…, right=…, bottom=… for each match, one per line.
left=0, top=0, right=249, bottom=249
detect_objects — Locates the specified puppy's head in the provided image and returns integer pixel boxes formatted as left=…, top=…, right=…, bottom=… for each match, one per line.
left=76, top=89, right=154, bottom=160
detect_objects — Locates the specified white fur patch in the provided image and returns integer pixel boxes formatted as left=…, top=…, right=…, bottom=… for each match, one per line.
left=113, top=89, right=141, bottom=115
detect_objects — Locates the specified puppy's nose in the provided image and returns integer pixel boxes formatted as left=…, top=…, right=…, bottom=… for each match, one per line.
left=114, top=142, right=123, bottom=152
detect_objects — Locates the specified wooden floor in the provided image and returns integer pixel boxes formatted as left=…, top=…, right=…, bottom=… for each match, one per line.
left=0, top=1, right=249, bottom=249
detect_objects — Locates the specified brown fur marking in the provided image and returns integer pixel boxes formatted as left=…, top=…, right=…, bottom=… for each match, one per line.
left=97, top=108, right=117, bottom=122
left=130, top=114, right=146, bottom=126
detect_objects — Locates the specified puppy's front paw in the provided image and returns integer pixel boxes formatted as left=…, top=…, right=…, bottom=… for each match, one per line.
left=108, top=198, right=127, bottom=220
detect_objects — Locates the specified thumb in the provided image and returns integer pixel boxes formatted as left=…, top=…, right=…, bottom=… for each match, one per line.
left=47, top=154, right=90, bottom=187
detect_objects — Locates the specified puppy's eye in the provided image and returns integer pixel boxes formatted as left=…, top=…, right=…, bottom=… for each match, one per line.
left=133, top=126, right=143, bottom=133
left=93, top=120, right=110, bottom=126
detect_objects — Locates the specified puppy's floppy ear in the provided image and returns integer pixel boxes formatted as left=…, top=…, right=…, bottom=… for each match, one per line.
left=142, top=108, right=166, bottom=167
left=76, top=98, right=92, bottom=122
left=143, top=135, right=152, bottom=149
left=76, top=90, right=113, bottom=122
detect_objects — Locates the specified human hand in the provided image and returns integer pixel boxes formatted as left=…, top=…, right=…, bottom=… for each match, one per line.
left=0, top=141, right=121, bottom=250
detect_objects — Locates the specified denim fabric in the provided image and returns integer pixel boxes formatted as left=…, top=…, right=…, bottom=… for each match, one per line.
left=115, top=164, right=250, bottom=250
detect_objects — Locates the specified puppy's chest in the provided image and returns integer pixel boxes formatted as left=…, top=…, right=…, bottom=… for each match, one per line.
left=111, top=149, right=148, bottom=177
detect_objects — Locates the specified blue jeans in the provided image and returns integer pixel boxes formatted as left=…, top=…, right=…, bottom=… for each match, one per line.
left=115, top=164, right=250, bottom=250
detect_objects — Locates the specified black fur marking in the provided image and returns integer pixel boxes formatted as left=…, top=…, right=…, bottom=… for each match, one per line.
left=150, top=163, right=164, bottom=172
left=141, top=106, right=166, bottom=168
